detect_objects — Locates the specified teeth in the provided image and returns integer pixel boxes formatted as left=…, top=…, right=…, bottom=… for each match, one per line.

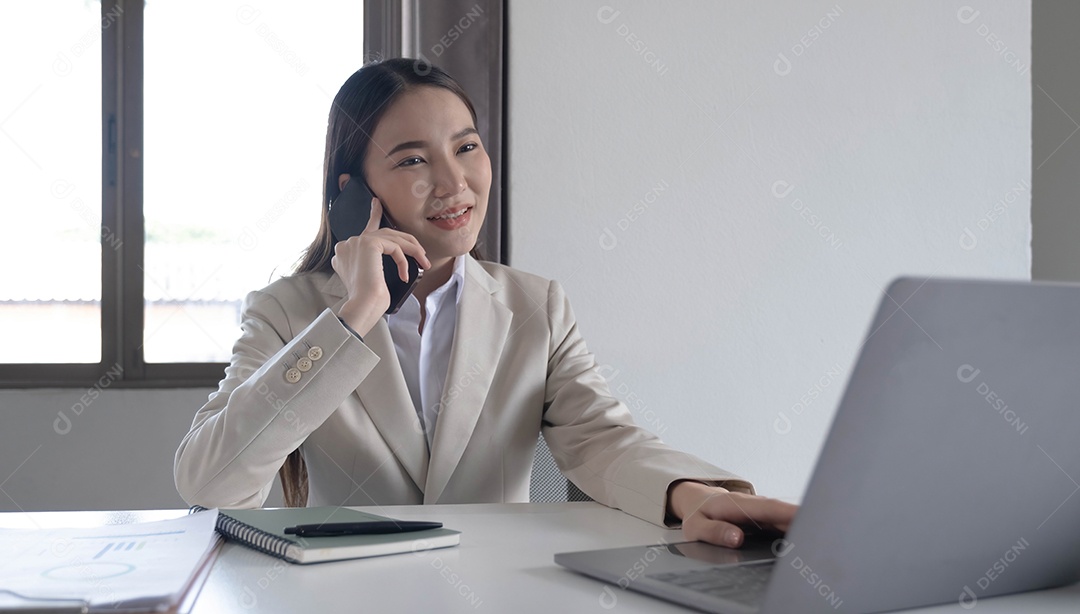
left=432, top=208, right=467, bottom=221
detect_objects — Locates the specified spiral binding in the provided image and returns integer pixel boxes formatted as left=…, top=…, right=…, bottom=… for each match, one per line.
left=189, top=505, right=295, bottom=561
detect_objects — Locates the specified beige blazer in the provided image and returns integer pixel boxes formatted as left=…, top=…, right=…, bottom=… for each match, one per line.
left=174, top=256, right=752, bottom=526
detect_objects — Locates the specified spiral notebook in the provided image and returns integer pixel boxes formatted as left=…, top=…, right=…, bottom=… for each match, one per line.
left=189, top=506, right=459, bottom=564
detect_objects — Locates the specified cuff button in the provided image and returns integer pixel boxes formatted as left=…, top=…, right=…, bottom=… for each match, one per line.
left=307, top=346, right=323, bottom=361
left=297, top=357, right=313, bottom=372
left=285, top=368, right=302, bottom=384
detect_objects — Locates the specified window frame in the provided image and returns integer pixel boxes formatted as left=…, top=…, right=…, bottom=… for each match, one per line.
left=0, top=0, right=506, bottom=389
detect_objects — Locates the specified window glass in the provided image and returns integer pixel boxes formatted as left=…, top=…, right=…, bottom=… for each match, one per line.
left=0, top=2, right=106, bottom=363
left=143, top=0, right=364, bottom=362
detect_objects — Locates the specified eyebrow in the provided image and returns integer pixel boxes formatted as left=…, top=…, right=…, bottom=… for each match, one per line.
left=385, top=127, right=479, bottom=158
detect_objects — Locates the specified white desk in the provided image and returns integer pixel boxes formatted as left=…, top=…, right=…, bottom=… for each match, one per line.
left=3, top=503, right=1078, bottom=613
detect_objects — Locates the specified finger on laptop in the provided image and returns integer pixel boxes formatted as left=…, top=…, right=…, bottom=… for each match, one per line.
left=698, top=493, right=798, bottom=532
left=679, top=500, right=795, bottom=551
left=683, top=515, right=748, bottom=548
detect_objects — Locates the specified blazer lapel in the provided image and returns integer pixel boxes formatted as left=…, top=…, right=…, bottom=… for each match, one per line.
left=424, top=257, right=512, bottom=503
left=322, top=275, right=430, bottom=493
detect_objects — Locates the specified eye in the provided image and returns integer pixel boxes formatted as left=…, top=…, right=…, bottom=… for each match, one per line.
left=396, top=156, right=423, bottom=168
left=458, top=142, right=478, bottom=154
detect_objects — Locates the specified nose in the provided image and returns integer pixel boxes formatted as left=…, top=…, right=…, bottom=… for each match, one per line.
left=431, top=157, right=467, bottom=200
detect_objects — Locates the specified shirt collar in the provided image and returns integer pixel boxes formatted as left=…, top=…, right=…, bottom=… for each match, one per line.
left=451, top=253, right=467, bottom=304
left=433, top=254, right=467, bottom=306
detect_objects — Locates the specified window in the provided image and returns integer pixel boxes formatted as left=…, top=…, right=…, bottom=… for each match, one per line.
left=1, top=2, right=105, bottom=365
left=0, top=0, right=364, bottom=386
left=0, top=0, right=505, bottom=387
left=142, top=1, right=364, bottom=363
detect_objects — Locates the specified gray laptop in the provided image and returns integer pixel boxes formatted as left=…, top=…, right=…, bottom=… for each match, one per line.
left=556, top=277, right=1080, bottom=613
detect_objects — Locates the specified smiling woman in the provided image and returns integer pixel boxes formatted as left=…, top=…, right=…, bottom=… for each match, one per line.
left=173, top=58, right=797, bottom=548
left=296, top=65, right=490, bottom=311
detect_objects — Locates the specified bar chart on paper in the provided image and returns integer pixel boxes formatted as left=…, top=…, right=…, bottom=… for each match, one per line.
left=92, top=538, right=150, bottom=560
left=0, top=511, right=219, bottom=609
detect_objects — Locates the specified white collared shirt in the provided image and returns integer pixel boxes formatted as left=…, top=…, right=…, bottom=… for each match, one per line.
left=385, top=255, right=466, bottom=451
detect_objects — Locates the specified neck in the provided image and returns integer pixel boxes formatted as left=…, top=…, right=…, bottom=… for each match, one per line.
left=411, top=255, right=456, bottom=304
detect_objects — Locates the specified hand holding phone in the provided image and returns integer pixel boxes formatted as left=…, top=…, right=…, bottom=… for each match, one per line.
left=328, top=178, right=429, bottom=333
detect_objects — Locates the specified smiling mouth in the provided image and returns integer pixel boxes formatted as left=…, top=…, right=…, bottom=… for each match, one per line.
left=427, top=206, right=472, bottom=221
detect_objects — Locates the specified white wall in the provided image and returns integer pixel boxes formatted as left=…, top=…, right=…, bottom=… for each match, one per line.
left=0, top=389, right=205, bottom=511
left=508, top=0, right=1031, bottom=501
left=0, top=388, right=286, bottom=511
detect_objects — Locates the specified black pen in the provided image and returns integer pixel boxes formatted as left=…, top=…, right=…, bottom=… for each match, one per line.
left=284, top=520, right=443, bottom=537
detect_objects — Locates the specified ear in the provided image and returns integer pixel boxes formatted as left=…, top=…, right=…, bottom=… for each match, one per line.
left=337, top=173, right=351, bottom=192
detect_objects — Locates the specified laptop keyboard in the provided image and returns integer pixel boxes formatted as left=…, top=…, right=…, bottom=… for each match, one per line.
left=648, top=561, right=774, bottom=609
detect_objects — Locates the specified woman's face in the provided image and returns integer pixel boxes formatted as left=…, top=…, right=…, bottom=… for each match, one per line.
left=359, top=86, right=491, bottom=263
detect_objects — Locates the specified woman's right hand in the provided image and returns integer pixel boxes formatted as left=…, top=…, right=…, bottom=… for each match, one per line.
left=331, top=197, right=431, bottom=337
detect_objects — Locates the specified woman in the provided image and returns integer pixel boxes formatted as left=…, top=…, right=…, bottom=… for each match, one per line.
left=174, top=58, right=795, bottom=548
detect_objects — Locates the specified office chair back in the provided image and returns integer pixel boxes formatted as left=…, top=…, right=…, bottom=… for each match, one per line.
left=530, top=435, right=591, bottom=502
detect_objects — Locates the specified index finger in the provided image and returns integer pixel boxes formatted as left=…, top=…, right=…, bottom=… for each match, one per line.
left=364, top=197, right=382, bottom=233
left=703, top=495, right=799, bottom=531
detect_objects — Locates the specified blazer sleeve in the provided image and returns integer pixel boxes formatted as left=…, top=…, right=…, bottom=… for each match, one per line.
left=539, top=280, right=755, bottom=527
left=173, top=289, right=380, bottom=508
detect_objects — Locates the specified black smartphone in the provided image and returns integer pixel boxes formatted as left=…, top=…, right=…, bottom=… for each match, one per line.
left=328, top=178, right=423, bottom=315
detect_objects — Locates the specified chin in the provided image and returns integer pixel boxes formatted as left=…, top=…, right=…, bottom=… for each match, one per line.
left=447, top=233, right=481, bottom=252
left=424, top=245, right=471, bottom=262
left=419, top=225, right=482, bottom=260
left=449, top=244, right=477, bottom=258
